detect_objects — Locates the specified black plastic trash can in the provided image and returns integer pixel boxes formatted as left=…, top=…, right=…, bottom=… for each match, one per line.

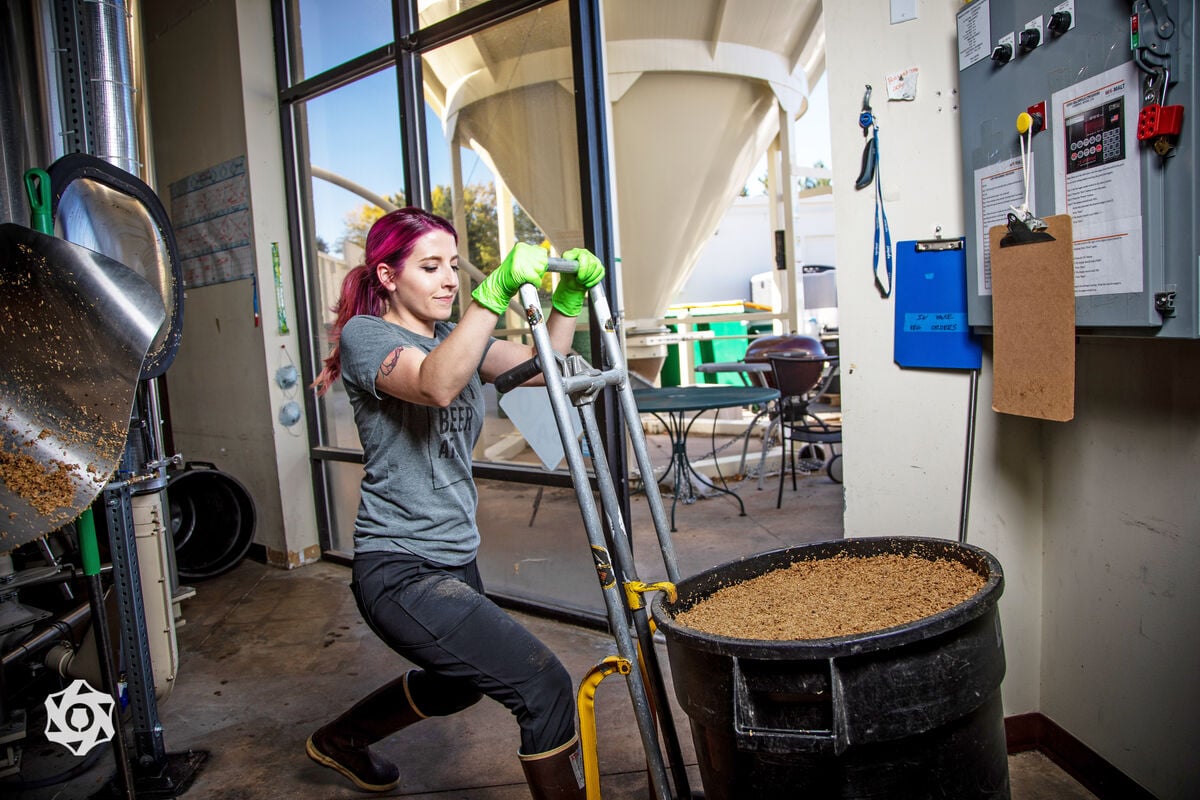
left=168, top=462, right=256, bottom=580
left=650, top=537, right=1009, bottom=800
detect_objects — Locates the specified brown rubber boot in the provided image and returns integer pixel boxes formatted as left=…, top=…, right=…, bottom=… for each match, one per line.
left=519, top=734, right=586, bottom=800
left=305, top=670, right=427, bottom=792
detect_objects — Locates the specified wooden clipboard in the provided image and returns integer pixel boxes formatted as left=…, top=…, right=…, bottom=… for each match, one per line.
left=989, top=214, right=1075, bottom=421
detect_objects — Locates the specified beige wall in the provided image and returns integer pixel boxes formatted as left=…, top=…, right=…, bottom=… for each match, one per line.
left=1040, top=337, right=1200, bottom=798
left=144, top=0, right=318, bottom=567
left=825, top=2, right=1198, bottom=798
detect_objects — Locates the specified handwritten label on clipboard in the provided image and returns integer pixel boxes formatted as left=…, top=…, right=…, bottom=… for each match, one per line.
left=903, top=312, right=969, bottom=333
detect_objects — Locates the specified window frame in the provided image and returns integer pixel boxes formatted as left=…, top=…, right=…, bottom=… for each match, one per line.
left=271, top=0, right=626, bottom=574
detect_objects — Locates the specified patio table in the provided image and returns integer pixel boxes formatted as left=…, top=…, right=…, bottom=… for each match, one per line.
left=634, top=385, right=779, bottom=530
left=694, top=359, right=772, bottom=386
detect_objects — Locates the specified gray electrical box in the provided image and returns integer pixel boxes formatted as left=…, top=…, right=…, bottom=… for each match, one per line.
left=956, top=0, right=1197, bottom=337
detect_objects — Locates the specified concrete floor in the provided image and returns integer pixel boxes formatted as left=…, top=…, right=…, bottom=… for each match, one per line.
left=6, top=430, right=1098, bottom=799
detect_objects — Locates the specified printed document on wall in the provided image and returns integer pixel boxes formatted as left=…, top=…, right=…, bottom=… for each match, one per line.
left=1051, top=62, right=1143, bottom=295
left=972, top=157, right=1031, bottom=296
left=956, top=0, right=991, bottom=71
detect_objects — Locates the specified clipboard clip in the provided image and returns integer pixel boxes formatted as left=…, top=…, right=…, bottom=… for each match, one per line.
left=999, top=212, right=1055, bottom=247
left=915, top=227, right=964, bottom=252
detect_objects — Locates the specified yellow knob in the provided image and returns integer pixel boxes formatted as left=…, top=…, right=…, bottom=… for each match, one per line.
left=1016, top=112, right=1033, bottom=135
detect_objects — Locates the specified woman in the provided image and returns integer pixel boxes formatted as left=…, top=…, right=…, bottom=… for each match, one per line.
left=308, top=207, right=603, bottom=798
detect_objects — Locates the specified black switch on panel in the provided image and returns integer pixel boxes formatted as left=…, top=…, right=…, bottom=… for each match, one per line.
left=1019, top=28, right=1041, bottom=52
left=991, top=43, right=1013, bottom=64
left=1049, top=11, right=1072, bottom=36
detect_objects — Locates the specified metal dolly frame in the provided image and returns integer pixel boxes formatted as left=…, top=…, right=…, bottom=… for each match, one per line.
left=494, top=260, right=694, bottom=800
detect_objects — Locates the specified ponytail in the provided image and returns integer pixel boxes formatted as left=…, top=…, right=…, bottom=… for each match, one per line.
left=312, top=263, right=386, bottom=395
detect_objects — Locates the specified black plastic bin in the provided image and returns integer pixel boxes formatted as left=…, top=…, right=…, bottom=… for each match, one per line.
left=168, top=462, right=256, bottom=580
left=650, top=537, right=1009, bottom=800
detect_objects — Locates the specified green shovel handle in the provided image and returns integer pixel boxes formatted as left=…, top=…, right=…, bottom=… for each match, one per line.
left=78, top=508, right=102, bottom=576
left=24, top=166, right=103, bottom=572
left=24, top=168, right=53, bottom=235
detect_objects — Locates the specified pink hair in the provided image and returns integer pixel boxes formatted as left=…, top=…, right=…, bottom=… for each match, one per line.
left=312, top=207, right=457, bottom=396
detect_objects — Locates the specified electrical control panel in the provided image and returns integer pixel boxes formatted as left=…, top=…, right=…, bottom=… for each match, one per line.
left=956, top=0, right=1197, bottom=337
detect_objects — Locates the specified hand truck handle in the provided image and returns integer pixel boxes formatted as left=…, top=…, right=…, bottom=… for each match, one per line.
left=492, top=257, right=593, bottom=392
left=546, top=256, right=578, bottom=273
left=494, top=354, right=544, bottom=394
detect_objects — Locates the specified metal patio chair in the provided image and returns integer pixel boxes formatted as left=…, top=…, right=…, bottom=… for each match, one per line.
left=768, top=352, right=842, bottom=507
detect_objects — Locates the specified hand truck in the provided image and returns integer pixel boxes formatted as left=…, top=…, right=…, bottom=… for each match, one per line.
left=493, top=259, right=694, bottom=800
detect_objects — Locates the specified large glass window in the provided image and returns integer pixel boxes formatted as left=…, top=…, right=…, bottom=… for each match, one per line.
left=419, top=5, right=601, bottom=608
left=293, top=0, right=393, bottom=79
left=421, top=4, right=584, bottom=465
left=417, top=0, right=486, bottom=29
left=302, top=68, right=404, bottom=454
left=291, top=68, right=407, bottom=553
left=277, top=0, right=842, bottom=626
left=278, top=0, right=614, bottom=617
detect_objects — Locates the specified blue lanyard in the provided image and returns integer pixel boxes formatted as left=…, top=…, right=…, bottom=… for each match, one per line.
left=871, top=127, right=893, bottom=298
left=856, top=83, right=892, bottom=299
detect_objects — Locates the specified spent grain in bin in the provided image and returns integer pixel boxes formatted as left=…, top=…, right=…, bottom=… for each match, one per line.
left=650, top=537, right=1010, bottom=800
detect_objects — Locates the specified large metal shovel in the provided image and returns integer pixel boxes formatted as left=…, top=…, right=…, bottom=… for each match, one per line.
left=3, top=175, right=166, bottom=798
left=0, top=219, right=164, bottom=552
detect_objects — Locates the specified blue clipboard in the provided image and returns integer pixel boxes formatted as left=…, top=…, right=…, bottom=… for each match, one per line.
left=893, top=239, right=982, bottom=370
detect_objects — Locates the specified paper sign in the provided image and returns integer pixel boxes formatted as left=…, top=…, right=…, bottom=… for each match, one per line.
left=169, top=156, right=254, bottom=288
left=886, top=67, right=919, bottom=101
left=956, top=0, right=992, bottom=71
left=973, top=156, right=1034, bottom=296
left=1051, top=61, right=1143, bottom=295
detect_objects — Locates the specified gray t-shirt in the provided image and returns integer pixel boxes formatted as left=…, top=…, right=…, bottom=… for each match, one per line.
left=339, top=315, right=492, bottom=565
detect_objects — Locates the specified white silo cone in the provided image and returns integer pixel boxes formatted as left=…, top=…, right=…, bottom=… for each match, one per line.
left=421, top=0, right=823, bottom=324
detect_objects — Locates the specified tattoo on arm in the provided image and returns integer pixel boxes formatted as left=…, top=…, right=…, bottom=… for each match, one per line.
left=381, top=346, right=404, bottom=376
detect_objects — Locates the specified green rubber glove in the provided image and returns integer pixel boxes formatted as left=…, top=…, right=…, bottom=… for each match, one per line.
left=551, top=248, right=606, bottom=317
left=471, top=242, right=549, bottom=316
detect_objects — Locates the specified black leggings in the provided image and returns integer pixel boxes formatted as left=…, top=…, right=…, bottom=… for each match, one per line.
left=351, top=550, right=576, bottom=755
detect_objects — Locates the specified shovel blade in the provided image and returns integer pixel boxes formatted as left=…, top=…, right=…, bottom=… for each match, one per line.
left=0, top=222, right=165, bottom=552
